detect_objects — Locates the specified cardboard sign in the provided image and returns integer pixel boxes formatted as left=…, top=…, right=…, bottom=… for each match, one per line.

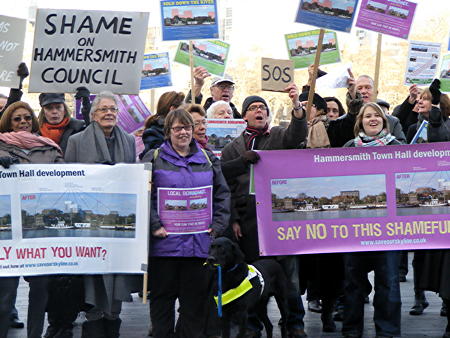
left=295, top=0, right=358, bottom=33
left=174, top=39, right=230, bottom=76
left=405, top=41, right=441, bottom=86
left=0, top=15, right=27, bottom=88
left=285, top=30, right=340, bottom=69
left=30, top=9, right=149, bottom=94
left=160, top=0, right=219, bottom=41
left=355, top=0, right=417, bottom=39
left=140, top=52, right=172, bottom=90
left=261, top=58, right=294, bottom=92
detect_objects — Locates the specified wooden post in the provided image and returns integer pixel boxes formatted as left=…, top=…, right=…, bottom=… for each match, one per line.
left=150, top=89, right=155, bottom=114
left=189, top=40, right=195, bottom=99
left=142, top=272, right=148, bottom=304
left=373, top=33, right=383, bottom=102
left=305, top=29, right=325, bottom=121
left=142, top=165, right=152, bottom=304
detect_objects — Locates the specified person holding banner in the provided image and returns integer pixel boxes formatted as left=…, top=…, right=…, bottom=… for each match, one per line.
left=328, top=73, right=406, bottom=147
left=37, top=87, right=91, bottom=154
left=0, top=101, right=64, bottom=338
left=142, top=109, right=230, bottom=338
left=414, top=79, right=450, bottom=338
left=342, top=102, right=402, bottom=338
left=221, top=85, right=308, bottom=338
left=187, top=66, right=241, bottom=118
left=140, top=91, right=185, bottom=159
left=65, top=91, right=139, bottom=338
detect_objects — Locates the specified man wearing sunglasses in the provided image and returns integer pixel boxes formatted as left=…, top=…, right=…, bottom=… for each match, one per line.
left=221, top=84, right=308, bottom=338
left=187, top=66, right=241, bottom=118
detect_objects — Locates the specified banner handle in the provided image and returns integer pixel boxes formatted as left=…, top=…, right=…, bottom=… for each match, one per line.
left=306, top=28, right=325, bottom=121
left=189, top=40, right=195, bottom=101
left=373, top=33, right=383, bottom=102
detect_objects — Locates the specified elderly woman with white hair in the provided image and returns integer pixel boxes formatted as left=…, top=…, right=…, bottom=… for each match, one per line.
left=65, top=91, right=139, bottom=337
left=206, top=100, right=233, bottom=119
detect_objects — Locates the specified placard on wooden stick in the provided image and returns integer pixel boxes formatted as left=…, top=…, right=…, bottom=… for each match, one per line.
left=261, top=58, right=294, bottom=92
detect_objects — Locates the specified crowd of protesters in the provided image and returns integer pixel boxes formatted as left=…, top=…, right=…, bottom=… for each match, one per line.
left=0, top=60, right=449, bottom=338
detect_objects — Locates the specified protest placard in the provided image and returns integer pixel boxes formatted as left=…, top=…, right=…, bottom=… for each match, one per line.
left=160, top=0, right=218, bottom=41
left=285, top=30, right=340, bottom=69
left=0, top=163, right=149, bottom=276
left=355, top=0, right=417, bottom=39
left=254, top=143, right=450, bottom=256
left=439, top=54, right=450, bottom=93
left=206, top=119, right=246, bottom=157
left=140, top=52, right=172, bottom=90
left=174, top=39, right=230, bottom=76
left=410, top=120, right=428, bottom=144
left=261, top=58, right=294, bottom=92
left=157, top=186, right=212, bottom=234
left=29, top=9, right=149, bottom=94
left=405, top=41, right=441, bottom=86
left=0, top=15, right=26, bottom=88
left=295, top=0, right=358, bottom=33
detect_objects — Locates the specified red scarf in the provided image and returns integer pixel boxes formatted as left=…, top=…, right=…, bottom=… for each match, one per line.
left=244, top=124, right=270, bottom=150
left=40, top=117, right=70, bottom=144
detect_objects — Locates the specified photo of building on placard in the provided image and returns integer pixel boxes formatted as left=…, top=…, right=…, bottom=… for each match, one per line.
left=174, top=40, right=230, bottom=76
left=140, top=52, right=172, bottom=90
left=285, top=30, right=340, bottom=69
left=300, top=0, right=355, bottom=18
left=365, top=1, right=387, bottom=14
left=21, top=192, right=137, bottom=238
left=387, top=5, right=409, bottom=19
left=190, top=198, right=207, bottom=210
left=439, top=54, right=450, bottom=93
left=396, top=171, right=450, bottom=216
left=164, top=200, right=188, bottom=211
left=271, top=174, right=387, bottom=221
left=162, top=4, right=216, bottom=27
left=0, top=195, right=12, bottom=240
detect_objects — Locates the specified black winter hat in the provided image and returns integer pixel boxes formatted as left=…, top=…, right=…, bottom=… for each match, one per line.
left=241, top=95, right=269, bottom=118
left=298, top=91, right=327, bottom=112
left=39, top=93, right=65, bottom=107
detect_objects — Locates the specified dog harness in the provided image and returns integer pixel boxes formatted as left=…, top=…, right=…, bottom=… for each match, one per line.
left=214, top=264, right=264, bottom=306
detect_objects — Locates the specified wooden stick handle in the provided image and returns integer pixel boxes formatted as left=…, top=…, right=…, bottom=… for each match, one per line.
left=373, top=33, right=383, bottom=102
left=189, top=41, right=195, bottom=100
left=306, top=29, right=325, bottom=121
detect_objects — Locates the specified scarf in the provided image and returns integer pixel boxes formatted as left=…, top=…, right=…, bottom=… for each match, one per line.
left=354, top=129, right=396, bottom=147
left=40, top=117, right=70, bottom=144
left=244, top=124, right=270, bottom=150
left=74, top=121, right=130, bottom=163
left=0, top=131, right=61, bottom=152
left=196, top=135, right=210, bottom=150
left=307, top=116, right=330, bottom=149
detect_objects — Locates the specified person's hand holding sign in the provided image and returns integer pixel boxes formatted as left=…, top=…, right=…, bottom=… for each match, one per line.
left=347, top=68, right=356, bottom=99
left=286, top=83, right=304, bottom=119
left=408, top=84, right=420, bottom=104
left=193, top=66, right=210, bottom=98
left=153, top=227, right=168, bottom=238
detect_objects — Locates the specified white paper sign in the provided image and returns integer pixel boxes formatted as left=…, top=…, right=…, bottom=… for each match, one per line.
left=30, top=9, right=149, bottom=94
left=405, top=41, right=441, bottom=86
left=0, top=15, right=27, bottom=88
left=0, top=163, right=149, bottom=276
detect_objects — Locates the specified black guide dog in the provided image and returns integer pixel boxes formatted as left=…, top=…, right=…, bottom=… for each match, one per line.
left=207, top=237, right=288, bottom=338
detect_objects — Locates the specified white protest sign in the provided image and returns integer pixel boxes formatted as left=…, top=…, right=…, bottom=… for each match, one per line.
left=0, top=15, right=26, bottom=88
left=0, top=163, right=149, bottom=276
left=261, top=58, right=294, bottom=92
left=30, top=9, right=149, bottom=94
left=316, top=63, right=352, bottom=91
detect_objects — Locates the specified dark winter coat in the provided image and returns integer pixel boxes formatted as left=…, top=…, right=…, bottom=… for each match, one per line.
left=57, top=118, right=85, bottom=154
left=220, top=113, right=308, bottom=262
left=406, top=107, right=450, bottom=143
left=0, top=140, right=63, bottom=164
left=140, top=117, right=165, bottom=159
left=143, top=139, right=230, bottom=258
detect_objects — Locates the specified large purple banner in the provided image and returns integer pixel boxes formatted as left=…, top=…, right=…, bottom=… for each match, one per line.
left=254, top=142, right=450, bottom=256
left=355, top=0, right=417, bottom=39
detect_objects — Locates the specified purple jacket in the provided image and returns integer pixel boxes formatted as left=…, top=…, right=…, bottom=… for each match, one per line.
left=142, top=140, right=230, bottom=258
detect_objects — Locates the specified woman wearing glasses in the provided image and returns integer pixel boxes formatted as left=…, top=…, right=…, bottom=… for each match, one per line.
left=0, top=101, right=64, bottom=338
left=142, top=109, right=230, bottom=338
left=65, top=91, right=139, bottom=337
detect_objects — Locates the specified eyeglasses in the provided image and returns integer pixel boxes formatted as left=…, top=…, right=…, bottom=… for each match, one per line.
left=247, top=105, right=267, bottom=112
left=171, top=125, right=193, bottom=133
left=96, top=107, right=119, bottom=113
left=194, top=120, right=207, bottom=127
left=12, top=115, right=33, bottom=122
left=215, top=84, right=234, bottom=90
